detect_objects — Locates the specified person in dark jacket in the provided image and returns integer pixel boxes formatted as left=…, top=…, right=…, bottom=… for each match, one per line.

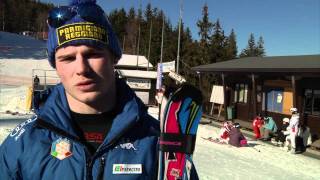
left=0, top=1, right=201, bottom=179
left=275, top=118, right=290, bottom=147
left=295, top=114, right=311, bottom=153
left=228, top=123, right=247, bottom=147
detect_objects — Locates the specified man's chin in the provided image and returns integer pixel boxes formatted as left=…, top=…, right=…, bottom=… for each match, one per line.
left=78, top=94, right=102, bottom=104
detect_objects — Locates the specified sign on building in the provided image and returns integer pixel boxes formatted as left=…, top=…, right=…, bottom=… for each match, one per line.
left=168, top=70, right=186, bottom=84
left=126, top=78, right=151, bottom=90
left=162, top=61, right=176, bottom=73
left=210, top=85, right=224, bottom=104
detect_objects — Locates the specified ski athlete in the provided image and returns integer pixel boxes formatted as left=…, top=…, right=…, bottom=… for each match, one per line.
left=228, top=123, right=247, bottom=147
left=252, top=114, right=264, bottom=139
left=288, top=107, right=300, bottom=153
left=0, top=0, right=173, bottom=179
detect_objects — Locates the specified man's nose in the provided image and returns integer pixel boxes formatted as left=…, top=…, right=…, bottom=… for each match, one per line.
left=75, top=55, right=90, bottom=75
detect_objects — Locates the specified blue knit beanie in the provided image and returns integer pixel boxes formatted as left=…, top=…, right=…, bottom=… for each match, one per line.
left=47, top=0, right=122, bottom=68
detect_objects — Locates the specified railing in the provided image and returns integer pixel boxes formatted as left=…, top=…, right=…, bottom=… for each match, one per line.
left=32, top=69, right=59, bottom=91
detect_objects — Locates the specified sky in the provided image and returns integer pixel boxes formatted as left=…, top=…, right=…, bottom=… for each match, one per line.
left=41, top=0, right=320, bottom=57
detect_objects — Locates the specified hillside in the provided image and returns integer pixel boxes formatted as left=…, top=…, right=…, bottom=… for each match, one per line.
left=0, top=31, right=47, bottom=59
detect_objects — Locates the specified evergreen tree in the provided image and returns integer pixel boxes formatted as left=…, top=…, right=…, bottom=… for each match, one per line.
left=180, top=27, right=200, bottom=86
left=197, top=3, right=213, bottom=46
left=240, top=33, right=256, bottom=57
left=256, top=36, right=266, bottom=56
left=125, top=7, right=138, bottom=54
left=240, top=33, right=266, bottom=57
left=224, top=29, right=238, bottom=60
left=108, top=8, right=128, bottom=50
left=196, top=3, right=213, bottom=66
left=210, top=19, right=226, bottom=63
left=1, top=0, right=53, bottom=35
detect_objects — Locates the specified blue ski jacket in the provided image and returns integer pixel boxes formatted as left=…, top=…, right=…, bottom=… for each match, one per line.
left=0, top=79, right=160, bottom=180
left=264, top=117, right=278, bottom=133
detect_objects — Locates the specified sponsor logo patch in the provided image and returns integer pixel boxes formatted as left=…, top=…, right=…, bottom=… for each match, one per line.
left=116, top=142, right=138, bottom=151
left=51, top=138, right=73, bottom=160
left=112, top=164, right=142, bottom=174
left=10, top=116, right=37, bottom=141
left=56, top=22, right=108, bottom=46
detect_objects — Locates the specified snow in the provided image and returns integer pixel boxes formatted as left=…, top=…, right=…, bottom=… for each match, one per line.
left=193, top=124, right=320, bottom=180
left=116, top=54, right=154, bottom=68
left=117, top=69, right=157, bottom=79
left=0, top=31, right=47, bottom=60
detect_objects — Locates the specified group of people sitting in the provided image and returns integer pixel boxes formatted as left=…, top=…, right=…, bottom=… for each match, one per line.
left=216, top=107, right=312, bottom=154
left=252, top=108, right=311, bottom=154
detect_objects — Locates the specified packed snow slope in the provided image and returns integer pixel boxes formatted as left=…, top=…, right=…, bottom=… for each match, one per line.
left=0, top=31, right=47, bottom=59
left=193, top=124, right=320, bottom=180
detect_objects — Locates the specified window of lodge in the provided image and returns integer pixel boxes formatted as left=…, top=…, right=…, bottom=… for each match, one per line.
left=304, top=89, right=320, bottom=116
left=234, top=83, right=248, bottom=103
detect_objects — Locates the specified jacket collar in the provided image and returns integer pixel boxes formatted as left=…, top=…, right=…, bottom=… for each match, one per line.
left=38, top=78, right=147, bottom=144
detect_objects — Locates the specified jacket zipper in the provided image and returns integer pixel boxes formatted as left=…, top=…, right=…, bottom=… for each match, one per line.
left=97, top=156, right=106, bottom=180
left=85, top=120, right=138, bottom=179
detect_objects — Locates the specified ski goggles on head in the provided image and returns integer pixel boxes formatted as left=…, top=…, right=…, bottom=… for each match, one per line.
left=47, top=4, right=107, bottom=28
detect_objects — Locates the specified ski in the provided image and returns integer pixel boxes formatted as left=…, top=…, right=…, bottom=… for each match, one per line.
left=201, top=137, right=227, bottom=145
left=158, top=84, right=203, bottom=180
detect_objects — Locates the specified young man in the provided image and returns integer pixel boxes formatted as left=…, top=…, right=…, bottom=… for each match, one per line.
left=0, top=1, right=160, bottom=179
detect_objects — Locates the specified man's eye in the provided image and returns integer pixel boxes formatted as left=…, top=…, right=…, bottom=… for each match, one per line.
left=58, top=56, right=75, bottom=62
left=86, top=52, right=104, bottom=59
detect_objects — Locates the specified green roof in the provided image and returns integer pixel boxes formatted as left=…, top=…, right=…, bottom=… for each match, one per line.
left=192, top=55, right=320, bottom=74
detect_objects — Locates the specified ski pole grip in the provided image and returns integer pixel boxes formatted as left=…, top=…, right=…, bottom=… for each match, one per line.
left=159, top=133, right=196, bottom=154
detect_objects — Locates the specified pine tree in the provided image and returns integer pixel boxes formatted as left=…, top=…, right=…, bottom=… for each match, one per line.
left=256, top=36, right=266, bottom=56
left=196, top=3, right=213, bottom=66
left=197, top=3, right=213, bottom=46
left=240, top=33, right=266, bottom=57
left=125, top=7, right=138, bottom=54
left=210, top=19, right=226, bottom=63
left=108, top=8, right=128, bottom=50
left=224, top=29, right=238, bottom=60
left=240, top=33, right=256, bottom=57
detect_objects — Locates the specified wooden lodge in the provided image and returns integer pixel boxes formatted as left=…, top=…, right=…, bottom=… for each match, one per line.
left=192, top=55, right=320, bottom=141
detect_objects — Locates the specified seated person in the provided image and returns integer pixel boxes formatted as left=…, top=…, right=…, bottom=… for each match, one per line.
left=260, top=116, right=278, bottom=141
left=218, top=121, right=233, bottom=143
left=275, top=118, right=290, bottom=146
left=228, top=123, right=247, bottom=147
left=252, top=114, right=264, bottom=139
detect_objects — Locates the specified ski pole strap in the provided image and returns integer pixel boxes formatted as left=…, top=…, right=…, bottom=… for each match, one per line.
left=159, top=133, right=196, bottom=154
